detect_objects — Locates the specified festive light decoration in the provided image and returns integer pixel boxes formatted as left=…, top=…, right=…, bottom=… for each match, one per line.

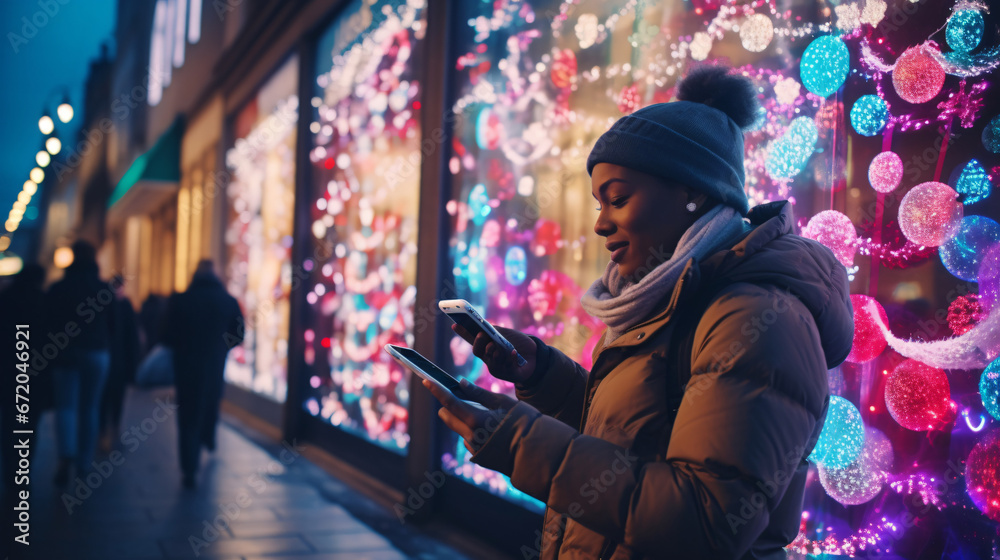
left=846, top=295, right=888, bottom=363
left=476, top=107, right=503, bottom=150
left=936, top=79, right=987, bottom=129
left=885, top=359, right=954, bottom=431
left=617, top=84, right=640, bottom=114
left=939, top=216, right=1000, bottom=281
left=966, top=428, right=1000, bottom=521
left=550, top=48, right=577, bottom=88
left=809, top=396, right=866, bottom=469
left=574, top=13, right=598, bottom=49
left=690, top=32, right=712, bottom=61
left=898, top=182, right=963, bottom=247
left=949, top=293, right=984, bottom=336
left=984, top=114, right=1000, bottom=153
left=892, top=46, right=946, bottom=104
left=764, top=116, right=819, bottom=180
left=504, top=246, right=527, bottom=286
left=739, top=13, right=773, bottom=53
left=856, top=219, right=937, bottom=268
left=868, top=151, right=903, bottom=193
left=953, top=159, right=993, bottom=205
left=800, top=36, right=850, bottom=97
left=860, top=0, right=887, bottom=27
left=946, top=6, right=985, bottom=53
left=835, top=3, right=861, bottom=31
left=773, top=77, right=801, bottom=106
left=979, top=357, right=1000, bottom=421
left=819, top=427, right=893, bottom=505
left=801, top=210, right=857, bottom=267
left=850, top=94, right=888, bottom=136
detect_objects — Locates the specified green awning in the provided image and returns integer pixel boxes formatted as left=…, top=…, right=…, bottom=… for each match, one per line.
left=107, top=117, right=184, bottom=208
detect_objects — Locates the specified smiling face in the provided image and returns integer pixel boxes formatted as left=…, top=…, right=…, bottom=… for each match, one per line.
left=591, top=163, right=713, bottom=282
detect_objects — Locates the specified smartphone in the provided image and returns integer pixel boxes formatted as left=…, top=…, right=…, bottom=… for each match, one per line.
left=438, top=299, right=528, bottom=367
left=384, top=344, right=489, bottom=411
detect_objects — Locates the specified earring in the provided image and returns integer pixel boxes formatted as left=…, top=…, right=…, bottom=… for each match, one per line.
left=685, top=202, right=697, bottom=212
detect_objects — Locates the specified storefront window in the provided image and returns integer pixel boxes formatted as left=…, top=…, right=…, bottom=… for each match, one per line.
left=300, top=0, right=426, bottom=452
left=442, top=0, right=820, bottom=512
left=223, top=56, right=299, bottom=403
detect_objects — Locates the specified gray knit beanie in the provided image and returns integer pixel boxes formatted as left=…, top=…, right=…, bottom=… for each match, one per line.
left=586, top=66, right=759, bottom=216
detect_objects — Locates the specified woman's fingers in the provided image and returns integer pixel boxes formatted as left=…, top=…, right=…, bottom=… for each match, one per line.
left=451, top=323, right=476, bottom=345
left=421, top=379, right=476, bottom=428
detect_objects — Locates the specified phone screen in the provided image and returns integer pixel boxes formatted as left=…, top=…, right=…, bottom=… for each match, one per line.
left=389, top=346, right=463, bottom=393
left=449, top=312, right=487, bottom=337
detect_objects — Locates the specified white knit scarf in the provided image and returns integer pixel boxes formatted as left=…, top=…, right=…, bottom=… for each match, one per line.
left=580, top=204, right=749, bottom=347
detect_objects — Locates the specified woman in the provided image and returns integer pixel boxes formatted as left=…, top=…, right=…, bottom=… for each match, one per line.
left=423, top=66, right=854, bottom=559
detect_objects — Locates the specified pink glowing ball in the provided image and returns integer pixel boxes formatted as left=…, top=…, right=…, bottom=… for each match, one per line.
left=892, top=46, right=946, bottom=104
left=885, top=359, right=954, bottom=431
left=898, top=182, right=963, bottom=247
left=967, top=428, right=1000, bottom=522
left=979, top=243, right=1000, bottom=313
left=550, top=49, right=577, bottom=89
left=846, top=294, right=888, bottom=363
left=819, top=427, right=894, bottom=506
left=868, top=151, right=904, bottom=193
left=801, top=210, right=857, bottom=267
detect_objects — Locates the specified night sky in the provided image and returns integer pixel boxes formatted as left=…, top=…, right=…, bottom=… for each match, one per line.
left=0, top=0, right=116, bottom=216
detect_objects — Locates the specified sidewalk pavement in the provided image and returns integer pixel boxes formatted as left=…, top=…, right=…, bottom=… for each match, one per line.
left=13, top=386, right=491, bottom=560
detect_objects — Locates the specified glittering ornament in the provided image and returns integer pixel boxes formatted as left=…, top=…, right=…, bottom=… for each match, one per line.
left=550, top=49, right=577, bottom=89
left=936, top=79, right=986, bottom=129
left=892, top=46, right=946, bottom=104
left=980, top=357, right=1000, bottom=421
left=846, top=295, right=888, bottom=363
left=801, top=210, right=857, bottom=267
left=983, top=115, right=1000, bottom=153
left=740, top=13, right=773, bottom=53
left=861, top=0, right=887, bottom=27
left=978, top=243, right=1000, bottom=313
left=468, top=183, right=491, bottom=226
left=850, top=94, right=889, bottom=136
left=809, top=395, right=865, bottom=469
left=574, top=13, right=599, bottom=49
left=765, top=117, right=818, bottom=180
left=885, top=359, right=953, bottom=431
left=898, top=182, right=963, bottom=247
left=689, top=32, right=712, bottom=61
left=952, top=159, right=992, bottom=205
left=801, top=36, right=850, bottom=98
left=868, top=151, right=903, bottom=193
left=946, top=8, right=985, bottom=53
left=774, top=77, right=801, bottom=105
left=948, top=293, right=984, bottom=336
left=504, top=246, right=527, bottom=286
left=835, top=3, right=861, bottom=31
left=475, top=107, right=502, bottom=150
left=530, top=219, right=561, bottom=257
left=966, top=428, right=1000, bottom=521
left=819, top=427, right=893, bottom=505
left=618, top=84, right=640, bottom=115
left=939, top=216, right=1000, bottom=281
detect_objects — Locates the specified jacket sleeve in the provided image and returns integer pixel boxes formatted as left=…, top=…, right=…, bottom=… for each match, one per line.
left=512, top=335, right=589, bottom=429
left=471, top=284, right=829, bottom=559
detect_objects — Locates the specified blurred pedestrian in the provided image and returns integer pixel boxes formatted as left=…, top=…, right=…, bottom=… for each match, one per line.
left=45, top=241, right=113, bottom=486
left=424, top=67, right=854, bottom=559
left=163, top=259, right=243, bottom=488
left=139, top=293, right=167, bottom=357
left=99, top=274, right=141, bottom=452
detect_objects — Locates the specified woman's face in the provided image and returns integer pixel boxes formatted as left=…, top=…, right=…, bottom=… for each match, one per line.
left=591, top=163, right=709, bottom=282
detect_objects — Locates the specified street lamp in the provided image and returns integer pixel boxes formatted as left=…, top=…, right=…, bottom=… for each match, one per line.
left=39, top=113, right=54, bottom=135
left=29, top=167, right=44, bottom=183
left=35, top=149, right=51, bottom=168
left=57, top=97, right=74, bottom=123
left=46, top=134, right=61, bottom=155
left=22, top=180, right=36, bottom=194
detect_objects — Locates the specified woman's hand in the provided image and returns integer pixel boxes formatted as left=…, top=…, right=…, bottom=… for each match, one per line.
left=451, top=323, right=537, bottom=384
left=421, top=377, right=518, bottom=453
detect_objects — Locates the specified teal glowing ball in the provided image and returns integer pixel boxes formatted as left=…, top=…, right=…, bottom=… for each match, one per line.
left=939, top=216, right=1000, bottom=281
left=809, top=395, right=866, bottom=469
left=504, top=246, right=527, bottom=286
left=468, top=183, right=491, bottom=226
left=983, top=114, right=1000, bottom=154
left=946, top=9, right=985, bottom=53
left=764, top=116, right=818, bottom=180
left=980, top=357, right=1000, bottom=421
left=952, top=159, right=993, bottom=205
left=850, top=95, right=889, bottom=137
left=800, top=36, right=850, bottom=98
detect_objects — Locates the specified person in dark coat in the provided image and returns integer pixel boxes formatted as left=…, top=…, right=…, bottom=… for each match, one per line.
left=422, top=67, right=854, bottom=559
left=44, top=241, right=114, bottom=485
left=139, top=293, right=167, bottom=356
left=163, top=259, right=244, bottom=488
left=99, top=274, right=141, bottom=452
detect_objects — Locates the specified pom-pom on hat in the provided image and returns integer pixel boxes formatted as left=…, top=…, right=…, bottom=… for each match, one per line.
left=586, top=66, right=759, bottom=216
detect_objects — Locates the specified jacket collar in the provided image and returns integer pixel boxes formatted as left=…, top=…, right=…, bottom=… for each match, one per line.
left=593, top=201, right=794, bottom=354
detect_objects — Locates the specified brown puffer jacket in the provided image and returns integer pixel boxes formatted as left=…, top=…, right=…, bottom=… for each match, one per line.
left=471, top=200, right=854, bottom=560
